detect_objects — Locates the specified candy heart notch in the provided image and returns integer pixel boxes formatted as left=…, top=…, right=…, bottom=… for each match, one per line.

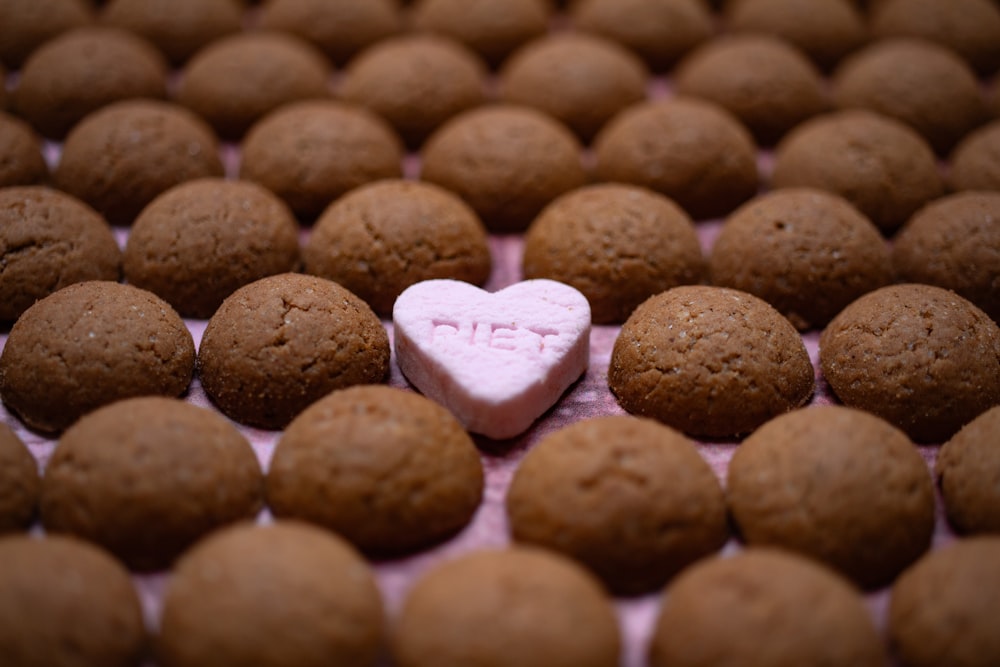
left=393, top=279, right=591, bottom=439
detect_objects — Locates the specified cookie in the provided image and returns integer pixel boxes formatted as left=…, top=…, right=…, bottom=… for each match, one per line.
left=0, top=111, right=48, bottom=187
left=771, top=110, right=944, bottom=233
left=649, top=549, right=885, bottom=667
left=820, top=284, right=1000, bottom=442
left=391, top=548, right=620, bottom=667
left=936, top=406, right=1000, bottom=534
left=302, top=179, right=491, bottom=316
left=267, top=385, right=483, bottom=555
left=0, top=186, right=121, bottom=322
left=338, top=35, right=487, bottom=148
left=498, top=33, right=649, bottom=143
left=889, top=537, right=1000, bottom=667
left=239, top=100, right=403, bottom=221
left=892, top=191, right=1000, bottom=322
left=948, top=120, right=1000, bottom=192
left=0, top=281, right=195, bottom=434
left=420, top=105, right=586, bottom=233
left=593, top=98, right=759, bottom=220
left=175, top=31, right=332, bottom=139
left=0, top=535, right=145, bottom=667
left=709, top=188, right=893, bottom=330
left=123, top=178, right=300, bottom=319
left=506, top=415, right=727, bottom=595
left=609, top=285, right=814, bottom=438
left=198, top=273, right=390, bottom=430
left=522, top=183, right=705, bottom=324
left=54, top=99, right=224, bottom=226
left=41, top=396, right=263, bottom=571
left=0, top=424, right=39, bottom=533
left=157, top=521, right=383, bottom=667
left=673, top=34, right=829, bottom=145
left=0, top=0, right=93, bottom=68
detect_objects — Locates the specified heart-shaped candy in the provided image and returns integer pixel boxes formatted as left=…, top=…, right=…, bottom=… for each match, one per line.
left=393, top=279, right=591, bottom=439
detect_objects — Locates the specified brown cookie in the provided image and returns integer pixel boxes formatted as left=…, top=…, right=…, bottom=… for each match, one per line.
left=498, top=33, right=649, bottom=143
left=948, top=120, right=1000, bottom=192
left=240, top=100, right=403, bottom=221
left=420, top=104, right=587, bottom=233
left=570, top=0, right=713, bottom=71
left=936, top=406, right=1000, bottom=534
left=522, top=183, right=705, bottom=324
left=54, top=99, right=224, bottom=226
left=506, top=415, right=728, bottom=595
left=0, top=111, right=48, bottom=187
left=889, top=537, right=1000, bottom=667
left=892, top=191, right=1000, bottom=322
left=771, top=110, right=944, bottom=233
left=0, top=535, right=146, bottom=667
left=124, top=178, right=300, bottom=319
left=0, top=0, right=93, bottom=68
left=0, top=424, right=39, bottom=533
left=198, top=273, right=390, bottom=430
left=709, top=188, right=893, bottom=330
left=820, top=284, right=1000, bottom=442
left=175, top=32, right=332, bottom=139
left=609, top=285, right=814, bottom=438
left=673, top=34, right=829, bottom=145
left=157, top=521, right=383, bottom=667
left=593, top=98, right=759, bottom=220
left=0, top=186, right=121, bottom=322
left=14, top=26, right=168, bottom=140
left=392, top=548, right=620, bottom=667
left=338, top=35, right=487, bottom=148
left=303, top=179, right=491, bottom=316
left=649, top=549, right=886, bottom=667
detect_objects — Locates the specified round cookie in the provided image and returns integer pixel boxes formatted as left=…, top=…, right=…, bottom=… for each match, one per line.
left=391, top=548, right=620, bottom=667
left=936, top=406, right=1000, bottom=534
left=0, top=424, right=39, bottom=533
left=124, top=178, right=300, bottom=319
left=0, top=186, right=121, bottom=322
left=157, top=521, right=383, bottom=667
left=948, top=120, right=1000, bottom=193
left=728, top=405, right=935, bottom=589
left=889, top=537, right=1000, bottom=667
left=239, top=100, right=403, bottom=221
left=256, top=0, right=402, bottom=66
left=0, top=111, right=48, bottom=187
left=0, top=0, right=94, bottom=69
left=570, top=0, right=713, bottom=71
left=673, top=34, right=829, bottom=145
left=522, top=183, right=705, bottom=324
left=198, top=273, right=390, bottom=430
left=0, top=281, right=195, bottom=434
left=302, top=179, right=491, bottom=316
left=54, top=99, right=224, bottom=226
left=593, top=98, right=759, bottom=220
left=820, top=284, right=1000, bottom=442
left=608, top=285, right=814, bottom=438
left=13, top=26, right=168, bottom=139
left=498, top=33, right=649, bottom=143
left=410, top=0, right=549, bottom=67
left=832, top=38, right=988, bottom=155
left=420, top=104, right=587, bottom=233
left=267, top=385, right=483, bottom=556
left=100, top=0, right=243, bottom=65
left=892, top=191, right=1000, bottom=322
left=649, top=549, right=885, bottom=667
left=709, top=188, right=893, bottom=330
left=175, top=31, right=332, bottom=140
left=506, top=415, right=728, bottom=595
left=338, top=35, right=487, bottom=148
left=771, top=110, right=944, bottom=233
left=0, top=535, right=145, bottom=667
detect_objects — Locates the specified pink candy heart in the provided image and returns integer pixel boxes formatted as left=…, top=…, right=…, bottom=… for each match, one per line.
left=393, top=279, right=591, bottom=439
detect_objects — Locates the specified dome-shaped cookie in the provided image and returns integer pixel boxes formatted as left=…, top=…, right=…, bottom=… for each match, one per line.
left=0, top=0, right=93, bottom=69
left=948, top=120, right=1000, bottom=193
left=0, top=424, right=39, bottom=533
left=936, top=406, right=1000, bottom=534
left=0, top=111, right=48, bottom=187
left=820, top=284, right=1000, bottom=442
left=0, top=281, right=195, bottom=434
left=522, top=183, right=704, bottom=324
left=609, top=285, right=814, bottom=438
